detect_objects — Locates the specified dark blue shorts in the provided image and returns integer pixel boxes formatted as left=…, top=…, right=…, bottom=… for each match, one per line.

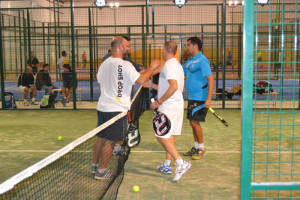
left=96, top=110, right=128, bottom=141
left=187, top=100, right=208, bottom=122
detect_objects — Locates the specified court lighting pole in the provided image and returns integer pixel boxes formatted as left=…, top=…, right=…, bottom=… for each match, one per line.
left=110, top=2, right=119, bottom=35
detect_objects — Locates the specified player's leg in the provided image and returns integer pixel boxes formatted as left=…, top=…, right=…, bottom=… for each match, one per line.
left=62, top=86, right=67, bottom=106
left=157, top=136, right=174, bottom=175
left=190, top=120, right=206, bottom=160
left=23, top=87, right=29, bottom=106
left=67, top=87, right=73, bottom=102
left=157, top=137, right=191, bottom=182
left=92, top=137, right=106, bottom=171
left=30, top=85, right=38, bottom=105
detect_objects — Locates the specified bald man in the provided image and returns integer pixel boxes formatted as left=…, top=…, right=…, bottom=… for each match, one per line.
left=17, top=66, right=38, bottom=106
left=91, top=36, right=158, bottom=180
left=143, top=41, right=191, bottom=183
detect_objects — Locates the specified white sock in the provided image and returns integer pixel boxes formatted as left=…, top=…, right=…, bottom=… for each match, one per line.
left=32, top=98, right=35, bottom=102
left=92, top=163, right=98, bottom=167
left=164, top=160, right=171, bottom=166
left=199, top=143, right=204, bottom=150
left=176, top=158, right=184, bottom=166
left=194, top=142, right=199, bottom=149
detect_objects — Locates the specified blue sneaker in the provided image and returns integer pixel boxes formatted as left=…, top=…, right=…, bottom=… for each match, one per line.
left=95, top=169, right=113, bottom=180
left=157, top=163, right=172, bottom=175
left=90, top=164, right=98, bottom=174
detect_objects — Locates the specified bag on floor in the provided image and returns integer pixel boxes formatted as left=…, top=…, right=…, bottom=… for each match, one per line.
left=4, top=92, right=17, bottom=109
left=40, top=93, right=55, bottom=109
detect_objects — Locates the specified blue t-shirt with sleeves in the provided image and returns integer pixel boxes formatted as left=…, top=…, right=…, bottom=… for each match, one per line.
left=183, top=52, right=212, bottom=101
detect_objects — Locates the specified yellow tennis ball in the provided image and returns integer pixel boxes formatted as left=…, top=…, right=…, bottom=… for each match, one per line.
left=132, top=185, right=139, bottom=193
left=58, top=136, right=63, bottom=141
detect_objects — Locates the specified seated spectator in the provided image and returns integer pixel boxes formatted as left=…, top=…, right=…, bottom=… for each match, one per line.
left=17, top=66, right=38, bottom=106
left=61, top=64, right=77, bottom=106
left=36, top=64, right=58, bottom=99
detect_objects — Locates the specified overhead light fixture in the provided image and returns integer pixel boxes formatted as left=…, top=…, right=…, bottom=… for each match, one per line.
left=228, top=0, right=233, bottom=6
left=110, top=2, right=119, bottom=9
left=234, top=0, right=239, bottom=6
left=257, top=0, right=269, bottom=6
left=173, top=0, right=187, bottom=8
left=94, top=0, right=106, bottom=9
left=242, top=0, right=244, bottom=6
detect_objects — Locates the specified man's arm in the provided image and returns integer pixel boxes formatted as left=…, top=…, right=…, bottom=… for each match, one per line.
left=204, top=75, right=214, bottom=108
left=151, top=79, right=178, bottom=110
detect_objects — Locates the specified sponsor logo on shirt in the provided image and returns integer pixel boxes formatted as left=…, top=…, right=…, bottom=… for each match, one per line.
left=117, top=65, right=123, bottom=100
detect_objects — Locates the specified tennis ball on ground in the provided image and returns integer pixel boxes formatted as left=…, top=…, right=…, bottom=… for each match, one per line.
left=132, top=185, right=139, bottom=193
left=58, top=136, right=63, bottom=141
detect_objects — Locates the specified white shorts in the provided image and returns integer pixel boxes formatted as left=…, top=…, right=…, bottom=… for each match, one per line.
left=156, top=101, right=184, bottom=139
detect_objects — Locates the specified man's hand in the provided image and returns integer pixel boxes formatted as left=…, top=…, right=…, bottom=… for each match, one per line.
left=142, top=80, right=153, bottom=88
left=151, top=101, right=160, bottom=110
left=204, top=99, right=211, bottom=108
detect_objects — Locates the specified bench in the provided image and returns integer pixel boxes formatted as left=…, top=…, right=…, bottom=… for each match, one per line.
left=213, top=91, right=279, bottom=108
left=17, top=87, right=83, bottom=104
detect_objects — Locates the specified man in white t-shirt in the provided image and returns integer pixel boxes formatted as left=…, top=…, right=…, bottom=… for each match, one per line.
left=91, top=36, right=158, bottom=180
left=143, top=41, right=191, bottom=183
left=57, top=51, right=68, bottom=79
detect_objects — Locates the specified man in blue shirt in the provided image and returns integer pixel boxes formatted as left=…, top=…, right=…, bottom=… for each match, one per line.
left=182, top=37, right=214, bottom=160
left=102, top=36, right=141, bottom=72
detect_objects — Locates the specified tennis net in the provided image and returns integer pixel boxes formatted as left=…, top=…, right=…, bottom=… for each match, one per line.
left=0, top=86, right=147, bottom=200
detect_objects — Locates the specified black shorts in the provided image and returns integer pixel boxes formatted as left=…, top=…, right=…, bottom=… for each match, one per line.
left=96, top=111, right=128, bottom=141
left=32, top=66, right=38, bottom=74
left=187, top=100, right=208, bottom=122
left=63, top=83, right=74, bottom=89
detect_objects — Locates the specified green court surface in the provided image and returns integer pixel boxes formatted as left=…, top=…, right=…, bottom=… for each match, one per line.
left=1, top=109, right=297, bottom=199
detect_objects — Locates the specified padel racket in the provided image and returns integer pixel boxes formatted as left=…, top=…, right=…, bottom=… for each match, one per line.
left=126, top=111, right=141, bottom=148
left=209, top=107, right=229, bottom=127
left=151, top=98, right=171, bottom=137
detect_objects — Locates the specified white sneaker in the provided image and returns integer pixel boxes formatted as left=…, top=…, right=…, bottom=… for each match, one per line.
left=172, top=161, right=191, bottom=183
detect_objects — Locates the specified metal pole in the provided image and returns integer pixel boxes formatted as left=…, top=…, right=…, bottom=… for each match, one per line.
left=238, top=24, right=242, bottom=80
left=23, top=11, right=27, bottom=68
left=70, top=0, right=76, bottom=109
left=240, top=0, right=254, bottom=198
left=221, top=1, right=226, bottom=109
left=0, top=12, right=5, bottom=109
left=54, top=0, right=58, bottom=81
left=14, top=16, right=18, bottom=76
left=18, top=10, right=23, bottom=75
left=146, top=0, right=149, bottom=35
left=216, top=5, right=220, bottom=91
left=142, top=6, right=146, bottom=67
left=42, top=23, right=46, bottom=64
left=27, top=9, right=31, bottom=67
left=88, top=7, right=94, bottom=101
left=152, top=5, right=155, bottom=38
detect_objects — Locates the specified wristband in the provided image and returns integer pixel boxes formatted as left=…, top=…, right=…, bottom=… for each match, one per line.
left=158, top=100, right=162, bottom=105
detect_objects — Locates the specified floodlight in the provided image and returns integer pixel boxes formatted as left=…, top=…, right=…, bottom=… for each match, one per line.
left=257, top=0, right=269, bottom=6
left=115, top=2, right=119, bottom=8
left=242, top=0, right=244, bottom=5
left=94, top=0, right=106, bottom=9
left=234, top=0, right=239, bottom=6
left=228, top=0, right=233, bottom=6
left=173, top=0, right=187, bottom=8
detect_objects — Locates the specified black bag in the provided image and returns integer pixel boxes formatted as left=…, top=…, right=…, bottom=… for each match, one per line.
left=4, top=92, right=17, bottom=109
left=40, top=93, right=55, bottom=109
left=255, top=81, right=274, bottom=95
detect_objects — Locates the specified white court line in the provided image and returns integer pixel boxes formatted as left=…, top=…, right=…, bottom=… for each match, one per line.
left=0, top=150, right=299, bottom=154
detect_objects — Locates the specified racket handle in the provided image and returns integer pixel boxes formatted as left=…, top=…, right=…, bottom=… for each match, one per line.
left=127, top=112, right=132, bottom=122
left=209, top=107, right=214, bottom=113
